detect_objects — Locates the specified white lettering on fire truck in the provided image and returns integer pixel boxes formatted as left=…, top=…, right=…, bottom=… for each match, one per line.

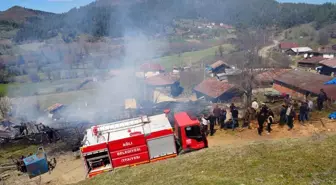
left=121, top=155, right=141, bottom=163
left=117, top=147, right=141, bottom=156
left=123, top=141, right=133, bottom=147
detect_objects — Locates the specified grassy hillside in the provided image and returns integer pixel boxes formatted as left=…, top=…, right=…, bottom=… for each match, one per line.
left=155, top=44, right=234, bottom=70
left=283, top=23, right=336, bottom=49
left=77, top=134, right=336, bottom=185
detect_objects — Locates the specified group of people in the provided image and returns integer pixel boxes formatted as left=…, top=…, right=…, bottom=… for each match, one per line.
left=198, top=88, right=329, bottom=137
left=200, top=104, right=239, bottom=136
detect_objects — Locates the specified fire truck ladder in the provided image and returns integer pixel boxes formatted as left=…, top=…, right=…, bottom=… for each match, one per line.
left=97, top=115, right=150, bottom=133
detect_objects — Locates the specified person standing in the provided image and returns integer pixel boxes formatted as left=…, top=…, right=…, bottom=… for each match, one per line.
left=317, top=89, right=328, bottom=111
left=299, top=102, right=308, bottom=124
left=251, top=99, right=259, bottom=119
left=307, top=100, right=313, bottom=121
left=207, top=114, right=216, bottom=136
left=287, top=105, right=295, bottom=130
left=257, top=104, right=268, bottom=135
left=213, top=105, right=221, bottom=125
left=279, top=104, right=287, bottom=125
left=201, top=115, right=209, bottom=135
left=231, top=107, right=239, bottom=131
left=266, top=109, right=274, bottom=134
left=219, top=108, right=227, bottom=129
left=243, top=107, right=252, bottom=129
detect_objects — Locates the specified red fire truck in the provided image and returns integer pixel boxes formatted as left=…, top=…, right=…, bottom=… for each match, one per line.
left=80, top=111, right=207, bottom=178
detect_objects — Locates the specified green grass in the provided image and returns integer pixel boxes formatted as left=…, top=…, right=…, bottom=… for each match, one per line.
left=76, top=134, right=336, bottom=185
left=0, top=145, right=38, bottom=164
left=154, top=44, right=234, bottom=70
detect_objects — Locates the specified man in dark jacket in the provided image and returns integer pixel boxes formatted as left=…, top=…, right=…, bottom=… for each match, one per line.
left=207, top=114, right=216, bottom=136
left=219, top=108, right=227, bottom=129
left=231, top=107, right=239, bottom=131
left=257, top=104, right=268, bottom=135
left=317, top=89, right=328, bottom=111
left=299, top=103, right=308, bottom=124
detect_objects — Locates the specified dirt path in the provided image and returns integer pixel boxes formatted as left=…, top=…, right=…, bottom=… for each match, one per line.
left=258, top=39, right=279, bottom=59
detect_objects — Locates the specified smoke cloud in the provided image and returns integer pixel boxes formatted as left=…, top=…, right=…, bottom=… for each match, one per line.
left=9, top=3, right=168, bottom=126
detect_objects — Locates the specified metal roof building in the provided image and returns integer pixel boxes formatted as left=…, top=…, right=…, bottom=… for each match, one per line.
left=273, top=70, right=336, bottom=100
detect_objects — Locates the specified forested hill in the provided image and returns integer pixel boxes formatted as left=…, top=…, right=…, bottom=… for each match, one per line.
left=13, top=0, right=336, bottom=42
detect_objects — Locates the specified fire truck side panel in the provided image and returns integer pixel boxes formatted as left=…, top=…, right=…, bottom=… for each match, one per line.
left=147, top=134, right=177, bottom=160
left=111, top=151, right=150, bottom=168
left=109, top=145, right=148, bottom=158
left=81, top=143, right=107, bottom=154
left=107, top=134, right=146, bottom=151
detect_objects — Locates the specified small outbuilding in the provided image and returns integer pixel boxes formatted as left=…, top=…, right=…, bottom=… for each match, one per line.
left=319, top=59, right=336, bottom=77
left=278, top=42, right=299, bottom=52
left=297, top=56, right=326, bottom=69
left=193, top=78, right=238, bottom=103
left=285, top=47, right=313, bottom=56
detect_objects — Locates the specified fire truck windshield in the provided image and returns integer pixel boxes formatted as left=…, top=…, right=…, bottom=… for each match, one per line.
left=185, top=126, right=202, bottom=140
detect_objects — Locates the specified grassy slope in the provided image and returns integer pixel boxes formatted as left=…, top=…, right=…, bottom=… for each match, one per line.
left=0, top=145, right=38, bottom=163
left=77, top=135, right=336, bottom=185
left=154, top=44, right=234, bottom=70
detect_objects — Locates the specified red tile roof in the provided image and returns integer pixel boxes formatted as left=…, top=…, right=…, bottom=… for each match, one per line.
left=319, top=59, right=336, bottom=68
left=194, top=78, right=234, bottom=98
left=140, top=63, right=164, bottom=72
left=274, top=70, right=336, bottom=100
left=298, top=56, right=326, bottom=64
left=145, top=73, right=179, bottom=86
left=279, top=42, right=299, bottom=49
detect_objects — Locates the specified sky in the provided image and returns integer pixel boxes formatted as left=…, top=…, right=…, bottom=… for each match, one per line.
left=0, top=0, right=334, bottom=13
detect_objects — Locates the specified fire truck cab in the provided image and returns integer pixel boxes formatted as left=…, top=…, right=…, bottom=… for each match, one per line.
left=173, top=112, right=207, bottom=153
left=80, top=112, right=206, bottom=178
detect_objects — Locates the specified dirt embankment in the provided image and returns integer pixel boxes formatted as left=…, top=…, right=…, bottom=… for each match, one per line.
left=1, top=116, right=336, bottom=185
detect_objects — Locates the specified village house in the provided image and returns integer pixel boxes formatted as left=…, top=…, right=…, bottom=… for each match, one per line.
left=285, top=47, right=313, bottom=56
left=318, top=46, right=336, bottom=59
left=206, top=60, right=231, bottom=75
left=278, top=42, right=299, bottom=52
left=319, top=59, right=336, bottom=77
left=273, top=70, right=336, bottom=101
left=145, top=73, right=182, bottom=98
left=297, top=56, right=326, bottom=69
left=193, top=78, right=238, bottom=103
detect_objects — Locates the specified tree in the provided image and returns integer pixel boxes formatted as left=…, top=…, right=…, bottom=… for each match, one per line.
left=218, top=45, right=224, bottom=57
left=0, top=96, right=11, bottom=119
left=229, top=29, right=281, bottom=108
left=318, top=30, right=329, bottom=46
